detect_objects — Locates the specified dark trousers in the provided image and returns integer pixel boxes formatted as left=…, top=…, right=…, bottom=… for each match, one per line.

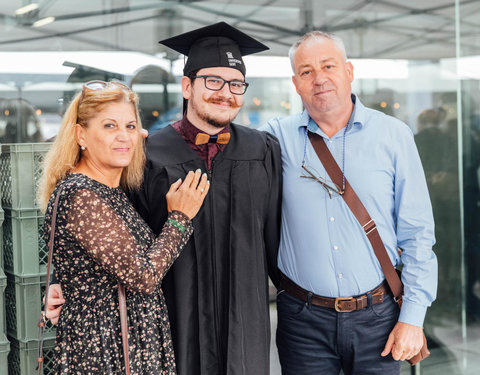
left=276, top=288, right=402, bottom=375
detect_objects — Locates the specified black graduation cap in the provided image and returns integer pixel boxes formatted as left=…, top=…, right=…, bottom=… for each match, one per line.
left=159, top=22, right=269, bottom=76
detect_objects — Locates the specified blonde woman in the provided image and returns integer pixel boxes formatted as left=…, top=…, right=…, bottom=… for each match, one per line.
left=38, top=81, right=209, bottom=374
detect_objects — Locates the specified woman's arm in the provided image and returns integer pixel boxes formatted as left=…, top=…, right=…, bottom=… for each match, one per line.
left=66, top=188, right=191, bottom=294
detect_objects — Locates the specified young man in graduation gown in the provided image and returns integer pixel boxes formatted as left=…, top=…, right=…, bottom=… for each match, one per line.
left=132, top=23, right=282, bottom=375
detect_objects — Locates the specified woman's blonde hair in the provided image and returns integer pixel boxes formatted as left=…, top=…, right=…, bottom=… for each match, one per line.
left=38, top=82, right=145, bottom=211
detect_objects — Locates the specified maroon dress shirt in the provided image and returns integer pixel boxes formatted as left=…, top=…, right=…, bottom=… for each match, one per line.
left=171, top=117, right=229, bottom=170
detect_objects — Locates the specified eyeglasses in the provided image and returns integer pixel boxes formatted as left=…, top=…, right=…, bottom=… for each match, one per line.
left=81, top=79, right=129, bottom=93
left=78, top=80, right=129, bottom=105
left=191, top=75, right=249, bottom=95
left=300, top=163, right=344, bottom=199
left=77, top=80, right=130, bottom=120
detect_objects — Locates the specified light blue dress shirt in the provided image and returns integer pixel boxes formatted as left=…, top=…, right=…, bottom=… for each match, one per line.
left=262, top=95, right=437, bottom=327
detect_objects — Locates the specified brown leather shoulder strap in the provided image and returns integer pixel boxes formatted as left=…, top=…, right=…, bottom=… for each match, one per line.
left=307, top=131, right=403, bottom=298
left=118, top=283, right=131, bottom=375
left=38, top=185, right=64, bottom=374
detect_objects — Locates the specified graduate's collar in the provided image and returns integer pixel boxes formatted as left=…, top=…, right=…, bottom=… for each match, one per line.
left=152, top=123, right=268, bottom=165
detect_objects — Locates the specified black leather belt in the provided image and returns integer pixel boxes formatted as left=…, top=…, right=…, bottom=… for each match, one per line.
left=279, top=272, right=387, bottom=312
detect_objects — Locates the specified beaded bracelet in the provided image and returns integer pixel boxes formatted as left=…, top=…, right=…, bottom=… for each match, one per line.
left=167, top=218, right=186, bottom=234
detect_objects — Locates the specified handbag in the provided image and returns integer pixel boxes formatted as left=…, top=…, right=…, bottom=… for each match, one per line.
left=308, top=131, right=430, bottom=366
left=37, top=185, right=131, bottom=375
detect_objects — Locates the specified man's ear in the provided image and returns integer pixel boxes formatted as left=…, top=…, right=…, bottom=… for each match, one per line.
left=181, top=76, right=192, bottom=100
left=346, top=61, right=354, bottom=83
left=292, top=75, right=300, bottom=95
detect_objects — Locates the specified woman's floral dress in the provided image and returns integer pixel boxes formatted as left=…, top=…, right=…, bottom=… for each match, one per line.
left=43, top=173, right=193, bottom=374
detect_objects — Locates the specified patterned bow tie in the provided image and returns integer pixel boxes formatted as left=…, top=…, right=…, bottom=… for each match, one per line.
left=194, top=132, right=231, bottom=145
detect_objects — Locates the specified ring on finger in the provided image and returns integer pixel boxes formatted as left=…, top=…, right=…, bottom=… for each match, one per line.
left=200, top=188, right=205, bottom=193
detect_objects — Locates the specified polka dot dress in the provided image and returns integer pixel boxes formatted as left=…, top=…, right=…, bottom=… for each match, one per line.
left=44, top=173, right=193, bottom=374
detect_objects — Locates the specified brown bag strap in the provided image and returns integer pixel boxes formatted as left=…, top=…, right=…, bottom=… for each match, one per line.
left=307, top=132, right=403, bottom=299
left=118, top=283, right=131, bottom=375
left=37, top=185, right=64, bottom=374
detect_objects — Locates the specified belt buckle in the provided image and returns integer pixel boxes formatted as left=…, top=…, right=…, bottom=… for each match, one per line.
left=334, top=296, right=355, bottom=312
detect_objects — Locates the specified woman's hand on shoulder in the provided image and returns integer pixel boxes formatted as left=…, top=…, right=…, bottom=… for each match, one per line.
left=166, top=169, right=210, bottom=219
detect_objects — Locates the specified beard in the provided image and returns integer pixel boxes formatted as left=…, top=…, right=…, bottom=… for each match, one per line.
left=205, top=115, right=232, bottom=128
left=190, top=96, right=242, bottom=128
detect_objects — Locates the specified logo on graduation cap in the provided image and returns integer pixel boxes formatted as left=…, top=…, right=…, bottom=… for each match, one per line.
left=226, top=51, right=242, bottom=67
left=159, top=22, right=269, bottom=76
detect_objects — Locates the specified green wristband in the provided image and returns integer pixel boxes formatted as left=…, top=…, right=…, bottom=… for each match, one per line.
left=168, top=218, right=186, bottom=234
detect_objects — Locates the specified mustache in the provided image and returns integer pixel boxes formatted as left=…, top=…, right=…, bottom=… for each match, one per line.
left=206, top=97, right=242, bottom=109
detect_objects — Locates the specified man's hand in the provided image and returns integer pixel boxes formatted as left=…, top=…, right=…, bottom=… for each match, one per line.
left=45, top=284, right=65, bottom=325
left=381, top=322, right=424, bottom=361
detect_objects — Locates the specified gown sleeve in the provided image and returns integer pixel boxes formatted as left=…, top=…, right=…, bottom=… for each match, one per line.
left=263, top=132, right=282, bottom=288
left=66, top=188, right=193, bottom=294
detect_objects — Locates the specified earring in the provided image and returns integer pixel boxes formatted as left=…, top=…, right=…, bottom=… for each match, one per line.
left=80, top=145, right=86, bottom=151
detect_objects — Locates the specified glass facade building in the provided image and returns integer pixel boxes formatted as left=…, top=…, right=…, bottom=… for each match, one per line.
left=0, top=1, right=479, bottom=374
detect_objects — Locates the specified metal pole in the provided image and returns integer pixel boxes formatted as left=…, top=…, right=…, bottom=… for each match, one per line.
left=411, top=363, right=421, bottom=375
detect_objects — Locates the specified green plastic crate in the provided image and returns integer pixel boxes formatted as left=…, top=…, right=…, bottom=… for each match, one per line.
left=0, top=339, right=10, bottom=375
left=7, top=337, right=55, bottom=375
left=0, top=145, right=3, bottom=270
left=3, top=208, right=47, bottom=276
left=0, top=208, right=4, bottom=271
left=5, top=273, right=56, bottom=342
left=0, top=271, right=7, bottom=339
left=0, top=143, right=50, bottom=210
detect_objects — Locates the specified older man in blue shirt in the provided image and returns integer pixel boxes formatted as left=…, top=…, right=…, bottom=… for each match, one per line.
left=262, top=31, right=437, bottom=374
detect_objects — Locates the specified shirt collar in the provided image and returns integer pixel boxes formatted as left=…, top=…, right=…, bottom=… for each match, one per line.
left=301, top=94, right=366, bottom=137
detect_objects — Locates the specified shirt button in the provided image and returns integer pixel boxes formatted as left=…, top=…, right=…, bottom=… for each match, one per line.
left=333, top=245, right=339, bottom=251
left=329, top=140, right=333, bottom=143
left=338, top=273, right=343, bottom=279
left=329, top=217, right=335, bottom=222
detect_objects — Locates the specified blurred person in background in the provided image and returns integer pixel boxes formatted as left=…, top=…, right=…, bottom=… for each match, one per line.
left=0, top=98, right=43, bottom=142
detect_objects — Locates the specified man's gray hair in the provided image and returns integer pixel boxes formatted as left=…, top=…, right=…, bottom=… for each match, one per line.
left=288, top=31, right=348, bottom=72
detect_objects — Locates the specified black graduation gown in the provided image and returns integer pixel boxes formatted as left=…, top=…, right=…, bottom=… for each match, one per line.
left=130, top=123, right=282, bottom=375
